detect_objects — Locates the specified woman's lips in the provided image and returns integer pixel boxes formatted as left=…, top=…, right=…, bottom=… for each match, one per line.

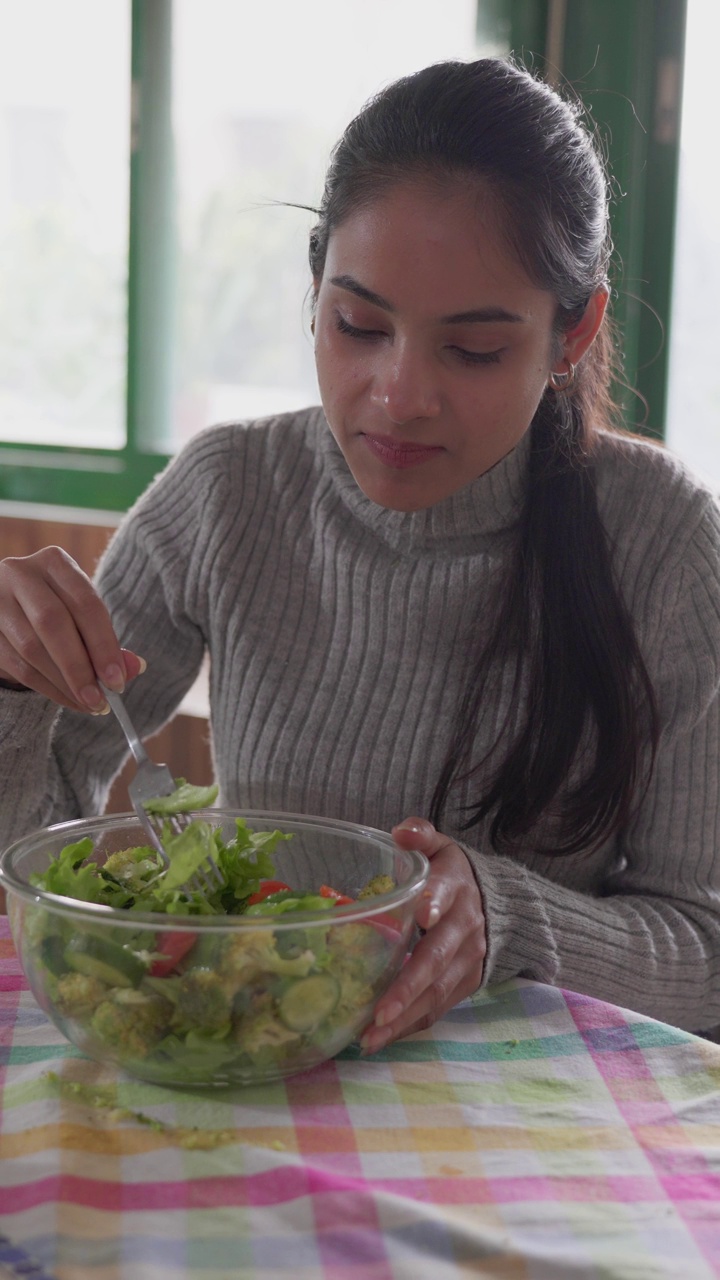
left=361, top=433, right=445, bottom=469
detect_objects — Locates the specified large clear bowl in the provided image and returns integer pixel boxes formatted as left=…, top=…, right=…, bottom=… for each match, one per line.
left=0, top=809, right=429, bottom=1087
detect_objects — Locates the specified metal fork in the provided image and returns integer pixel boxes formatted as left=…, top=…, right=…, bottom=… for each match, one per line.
left=99, top=684, right=223, bottom=898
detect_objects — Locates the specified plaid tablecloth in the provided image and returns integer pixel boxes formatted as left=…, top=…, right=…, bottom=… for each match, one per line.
left=2, top=917, right=720, bottom=1280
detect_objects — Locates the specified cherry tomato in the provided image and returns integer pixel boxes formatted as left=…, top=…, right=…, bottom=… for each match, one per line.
left=320, top=883, right=403, bottom=930
left=319, top=883, right=356, bottom=906
left=363, top=912, right=404, bottom=941
left=150, top=930, right=197, bottom=977
left=246, top=879, right=292, bottom=905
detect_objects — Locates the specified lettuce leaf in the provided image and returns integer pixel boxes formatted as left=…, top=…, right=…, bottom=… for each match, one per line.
left=32, top=815, right=296, bottom=918
left=244, top=893, right=336, bottom=917
left=30, top=839, right=122, bottom=906
left=154, top=820, right=217, bottom=892
left=144, top=780, right=219, bottom=815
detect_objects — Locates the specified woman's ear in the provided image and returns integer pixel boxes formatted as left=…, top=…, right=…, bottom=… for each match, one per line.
left=562, top=288, right=609, bottom=365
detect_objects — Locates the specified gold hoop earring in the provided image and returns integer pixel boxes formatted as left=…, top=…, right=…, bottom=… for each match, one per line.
left=548, top=360, right=576, bottom=393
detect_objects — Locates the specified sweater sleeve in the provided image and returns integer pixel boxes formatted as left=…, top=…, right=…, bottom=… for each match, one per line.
left=0, top=425, right=232, bottom=847
left=462, top=493, right=720, bottom=1035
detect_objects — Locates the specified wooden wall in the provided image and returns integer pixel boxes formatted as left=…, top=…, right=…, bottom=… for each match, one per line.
left=0, top=513, right=214, bottom=813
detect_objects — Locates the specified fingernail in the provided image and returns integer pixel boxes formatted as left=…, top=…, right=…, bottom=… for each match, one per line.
left=361, top=1027, right=392, bottom=1054
left=103, top=663, right=125, bottom=692
left=90, top=703, right=111, bottom=716
left=81, top=684, right=105, bottom=709
left=426, top=904, right=440, bottom=927
left=375, top=999, right=403, bottom=1029
left=136, top=656, right=147, bottom=675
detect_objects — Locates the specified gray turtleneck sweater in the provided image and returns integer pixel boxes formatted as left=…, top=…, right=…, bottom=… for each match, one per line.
left=2, top=407, right=720, bottom=1034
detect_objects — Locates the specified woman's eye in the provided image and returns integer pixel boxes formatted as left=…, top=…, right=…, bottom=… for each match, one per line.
left=333, top=316, right=503, bottom=364
left=335, top=315, right=385, bottom=341
left=449, top=346, right=503, bottom=366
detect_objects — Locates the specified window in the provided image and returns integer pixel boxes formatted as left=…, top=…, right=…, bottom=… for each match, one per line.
left=0, top=0, right=130, bottom=451
left=665, top=0, right=720, bottom=492
left=0, top=1, right=695, bottom=510
left=0, top=0, right=495, bottom=507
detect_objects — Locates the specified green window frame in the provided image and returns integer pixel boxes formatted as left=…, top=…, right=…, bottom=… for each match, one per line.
left=479, top=0, right=687, bottom=441
left=0, top=0, right=687, bottom=515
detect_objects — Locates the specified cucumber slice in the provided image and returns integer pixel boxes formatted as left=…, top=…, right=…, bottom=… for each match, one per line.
left=64, top=935, right=146, bottom=988
left=40, top=934, right=70, bottom=978
left=278, top=973, right=340, bottom=1032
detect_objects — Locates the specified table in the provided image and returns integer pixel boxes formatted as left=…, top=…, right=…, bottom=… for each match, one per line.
left=2, top=917, right=720, bottom=1280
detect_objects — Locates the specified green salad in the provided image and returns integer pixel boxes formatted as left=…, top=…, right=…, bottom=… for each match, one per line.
left=21, top=789, right=403, bottom=1085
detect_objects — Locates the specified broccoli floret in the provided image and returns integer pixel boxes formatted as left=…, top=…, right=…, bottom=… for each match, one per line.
left=102, top=849, right=140, bottom=877
left=220, top=931, right=316, bottom=984
left=320, top=972, right=376, bottom=1038
left=327, top=921, right=390, bottom=983
left=172, top=968, right=231, bottom=1033
left=336, top=972, right=376, bottom=1015
left=102, top=847, right=158, bottom=892
left=56, top=972, right=108, bottom=1017
left=90, top=989, right=172, bottom=1058
left=234, top=1008, right=301, bottom=1058
left=327, top=922, right=372, bottom=953
left=231, top=984, right=274, bottom=1018
left=357, top=874, right=396, bottom=899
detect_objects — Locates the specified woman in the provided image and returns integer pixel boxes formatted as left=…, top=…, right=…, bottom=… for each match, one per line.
left=1, top=59, right=719, bottom=1053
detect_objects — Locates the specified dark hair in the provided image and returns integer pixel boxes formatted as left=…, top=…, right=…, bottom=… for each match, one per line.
left=310, top=58, right=658, bottom=856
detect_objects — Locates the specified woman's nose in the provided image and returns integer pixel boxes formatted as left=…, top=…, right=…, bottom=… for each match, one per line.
left=370, top=347, right=442, bottom=424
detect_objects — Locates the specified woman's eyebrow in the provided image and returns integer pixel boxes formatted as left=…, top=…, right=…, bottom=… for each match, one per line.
left=443, top=306, right=524, bottom=324
left=330, top=275, right=392, bottom=310
left=329, top=275, right=524, bottom=324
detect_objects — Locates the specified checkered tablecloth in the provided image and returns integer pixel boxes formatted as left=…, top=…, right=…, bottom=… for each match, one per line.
left=2, top=917, right=720, bottom=1280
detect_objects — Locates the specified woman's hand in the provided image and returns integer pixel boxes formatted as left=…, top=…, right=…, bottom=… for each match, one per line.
left=360, top=817, right=487, bottom=1054
left=0, top=547, right=144, bottom=713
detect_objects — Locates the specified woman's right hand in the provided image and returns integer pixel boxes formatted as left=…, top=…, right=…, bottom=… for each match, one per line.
left=0, top=547, right=144, bottom=713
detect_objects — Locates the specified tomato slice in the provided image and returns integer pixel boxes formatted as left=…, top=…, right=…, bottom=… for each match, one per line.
left=246, top=879, right=292, bottom=906
left=319, top=883, right=356, bottom=906
left=365, top=914, right=404, bottom=942
left=150, top=930, right=197, bottom=977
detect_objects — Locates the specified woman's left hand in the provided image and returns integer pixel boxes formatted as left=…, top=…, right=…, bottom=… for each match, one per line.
left=360, top=816, right=487, bottom=1054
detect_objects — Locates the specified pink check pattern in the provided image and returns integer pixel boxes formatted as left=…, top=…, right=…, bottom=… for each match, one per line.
left=2, top=917, right=720, bottom=1279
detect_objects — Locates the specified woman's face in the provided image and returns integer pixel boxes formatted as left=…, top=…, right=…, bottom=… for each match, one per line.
left=312, top=180, right=559, bottom=511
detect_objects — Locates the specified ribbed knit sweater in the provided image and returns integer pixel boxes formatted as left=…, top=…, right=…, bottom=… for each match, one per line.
left=2, top=406, right=720, bottom=1034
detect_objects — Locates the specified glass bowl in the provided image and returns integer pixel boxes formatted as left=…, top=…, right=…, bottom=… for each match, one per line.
left=0, top=809, right=428, bottom=1087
